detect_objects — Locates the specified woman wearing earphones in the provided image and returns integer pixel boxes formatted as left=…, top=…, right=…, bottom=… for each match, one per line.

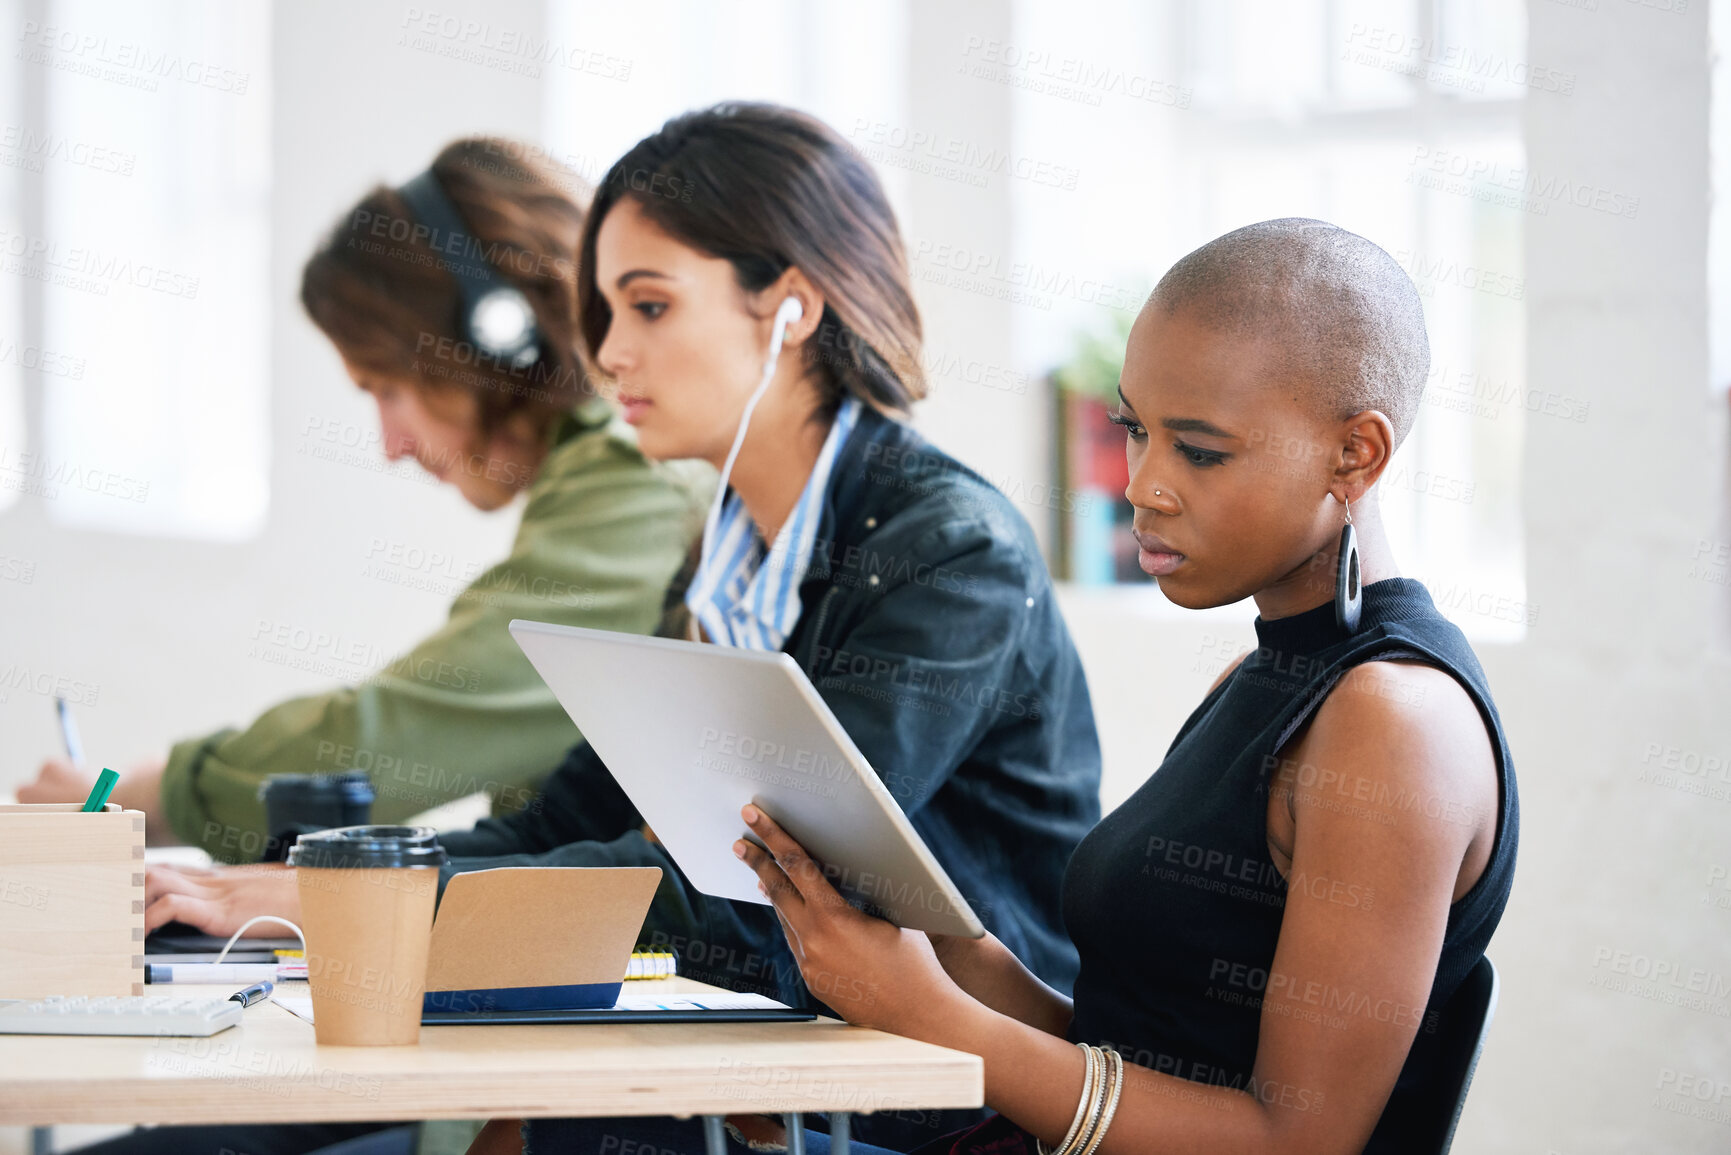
left=22, top=137, right=713, bottom=864
left=422, top=102, right=1105, bottom=1154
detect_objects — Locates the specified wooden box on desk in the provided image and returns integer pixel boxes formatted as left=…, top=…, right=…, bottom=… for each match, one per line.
left=0, top=802, right=145, bottom=997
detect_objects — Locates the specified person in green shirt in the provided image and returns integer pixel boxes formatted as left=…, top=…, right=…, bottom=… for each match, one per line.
left=19, top=137, right=713, bottom=860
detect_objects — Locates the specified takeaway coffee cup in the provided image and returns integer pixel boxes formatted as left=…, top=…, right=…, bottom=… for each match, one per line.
left=286, top=825, right=446, bottom=1045
left=258, top=772, right=375, bottom=862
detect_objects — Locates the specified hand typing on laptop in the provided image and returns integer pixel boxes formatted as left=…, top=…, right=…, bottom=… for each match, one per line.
left=144, top=862, right=301, bottom=938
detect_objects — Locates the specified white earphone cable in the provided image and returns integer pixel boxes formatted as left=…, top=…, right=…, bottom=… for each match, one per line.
left=694, top=297, right=804, bottom=596
left=212, top=915, right=307, bottom=963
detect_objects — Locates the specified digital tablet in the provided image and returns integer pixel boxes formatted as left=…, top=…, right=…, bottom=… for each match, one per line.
left=508, top=620, right=986, bottom=938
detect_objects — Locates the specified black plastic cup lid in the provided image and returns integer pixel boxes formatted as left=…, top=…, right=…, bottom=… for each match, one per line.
left=258, top=771, right=375, bottom=803
left=285, top=825, right=447, bottom=869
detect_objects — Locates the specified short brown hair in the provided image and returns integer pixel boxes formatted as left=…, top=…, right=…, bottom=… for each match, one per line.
left=576, top=102, right=926, bottom=416
left=301, top=137, right=593, bottom=436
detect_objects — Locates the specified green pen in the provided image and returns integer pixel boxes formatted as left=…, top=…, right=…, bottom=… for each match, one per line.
left=80, top=767, right=119, bottom=812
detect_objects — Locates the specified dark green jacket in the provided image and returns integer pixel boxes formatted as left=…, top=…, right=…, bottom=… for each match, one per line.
left=161, top=399, right=714, bottom=856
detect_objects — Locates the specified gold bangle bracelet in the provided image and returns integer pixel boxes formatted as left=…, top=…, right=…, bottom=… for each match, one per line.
left=1037, top=1042, right=1098, bottom=1155
left=1077, top=1047, right=1124, bottom=1155
left=1072, top=1046, right=1115, bottom=1155
left=1066, top=1046, right=1112, bottom=1155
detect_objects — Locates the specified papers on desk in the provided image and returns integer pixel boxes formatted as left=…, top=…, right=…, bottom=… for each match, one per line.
left=273, top=988, right=804, bottom=1026
left=614, top=991, right=791, bottom=1013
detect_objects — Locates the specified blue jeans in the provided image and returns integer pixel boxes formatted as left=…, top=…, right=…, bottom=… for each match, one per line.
left=523, top=1116, right=902, bottom=1155
left=66, top=1123, right=414, bottom=1155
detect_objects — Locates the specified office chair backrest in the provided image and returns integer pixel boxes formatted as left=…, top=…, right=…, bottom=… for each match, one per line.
left=1351, top=955, right=1503, bottom=1153
left=1431, top=954, right=1500, bottom=1154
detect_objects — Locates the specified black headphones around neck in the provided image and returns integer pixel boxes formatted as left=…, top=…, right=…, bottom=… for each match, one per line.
left=396, top=168, right=543, bottom=369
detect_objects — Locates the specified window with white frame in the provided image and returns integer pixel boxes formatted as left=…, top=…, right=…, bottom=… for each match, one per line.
left=1011, top=0, right=1532, bottom=641
left=543, top=0, right=911, bottom=212
left=0, top=0, right=25, bottom=516
left=1708, top=0, right=1731, bottom=641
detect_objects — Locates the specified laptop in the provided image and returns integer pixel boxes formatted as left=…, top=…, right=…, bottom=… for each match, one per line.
left=272, top=867, right=814, bottom=1026
left=507, top=620, right=987, bottom=939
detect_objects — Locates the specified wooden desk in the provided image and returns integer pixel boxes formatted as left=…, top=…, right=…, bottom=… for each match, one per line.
left=0, top=979, right=982, bottom=1153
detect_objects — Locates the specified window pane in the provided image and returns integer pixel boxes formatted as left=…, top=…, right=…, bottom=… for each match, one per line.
left=36, top=0, right=270, bottom=540
left=1435, top=0, right=1532, bottom=103
left=544, top=0, right=908, bottom=204
left=1023, top=0, right=1527, bottom=640
left=1333, top=0, right=1423, bottom=107
left=1189, top=0, right=1332, bottom=115
left=0, top=0, right=25, bottom=515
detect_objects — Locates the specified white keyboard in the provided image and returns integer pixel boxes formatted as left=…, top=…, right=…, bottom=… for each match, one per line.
left=0, top=995, right=242, bottom=1036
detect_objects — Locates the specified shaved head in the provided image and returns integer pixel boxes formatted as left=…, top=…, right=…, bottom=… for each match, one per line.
left=1150, top=218, right=1429, bottom=447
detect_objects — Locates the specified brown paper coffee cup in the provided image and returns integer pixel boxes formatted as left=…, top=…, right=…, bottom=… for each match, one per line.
left=288, top=825, right=446, bottom=1046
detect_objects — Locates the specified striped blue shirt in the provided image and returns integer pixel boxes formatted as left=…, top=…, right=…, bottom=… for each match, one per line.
left=686, top=397, right=862, bottom=650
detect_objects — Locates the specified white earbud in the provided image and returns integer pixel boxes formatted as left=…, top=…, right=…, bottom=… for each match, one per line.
left=694, top=295, right=809, bottom=596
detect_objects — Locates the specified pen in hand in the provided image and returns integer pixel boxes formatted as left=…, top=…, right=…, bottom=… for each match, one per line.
left=55, top=695, right=84, bottom=768
left=56, top=695, right=115, bottom=814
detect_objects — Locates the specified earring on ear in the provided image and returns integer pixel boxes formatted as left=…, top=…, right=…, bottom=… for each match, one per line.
left=1334, top=495, right=1362, bottom=633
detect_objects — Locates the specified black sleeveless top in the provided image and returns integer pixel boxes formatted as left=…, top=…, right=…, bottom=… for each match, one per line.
left=1060, top=578, right=1519, bottom=1148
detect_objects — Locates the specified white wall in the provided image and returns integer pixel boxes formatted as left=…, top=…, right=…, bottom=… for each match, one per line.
left=1453, top=2, right=1731, bottom=1150
left=900, top=0, right=1052, bottom=556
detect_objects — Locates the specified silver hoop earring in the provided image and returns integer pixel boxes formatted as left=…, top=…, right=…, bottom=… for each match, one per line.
left=1335, top=496, right=1362, bottom=633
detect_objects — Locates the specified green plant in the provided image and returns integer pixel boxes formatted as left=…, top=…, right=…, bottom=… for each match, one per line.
left=1052, top=310, right=1137, bottom=403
